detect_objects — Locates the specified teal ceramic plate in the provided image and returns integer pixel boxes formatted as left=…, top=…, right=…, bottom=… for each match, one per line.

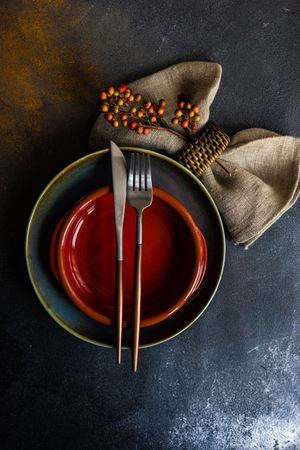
left=25, top=148, right=225, bottom=348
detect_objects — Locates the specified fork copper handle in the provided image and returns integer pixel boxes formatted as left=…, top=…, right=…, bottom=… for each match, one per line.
left=132, top=242, right=142, bottom=372
left=116, top=260, right=123, bottom=365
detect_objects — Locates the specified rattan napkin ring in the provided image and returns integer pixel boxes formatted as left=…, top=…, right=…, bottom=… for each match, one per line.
left=177, top=121, right=231, bottom=176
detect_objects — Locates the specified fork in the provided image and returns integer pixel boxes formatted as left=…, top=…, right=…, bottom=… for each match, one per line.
left=127, top=152, right=153, bottom=372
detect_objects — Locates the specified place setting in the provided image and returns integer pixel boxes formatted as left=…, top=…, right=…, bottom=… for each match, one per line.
left=26, top=61, right=299, bottom=373
left=26, top=139, right=225, bottom=372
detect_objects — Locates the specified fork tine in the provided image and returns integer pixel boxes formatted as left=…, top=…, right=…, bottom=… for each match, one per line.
left=140, top=154, right=146, bottom=191
left=134, top=153, right=140, bottom=191
left=146, top=155, right=152, bottom=191
left=128, top=153, right=134, bottom=190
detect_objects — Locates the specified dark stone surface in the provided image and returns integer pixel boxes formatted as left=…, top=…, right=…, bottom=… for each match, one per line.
left=0, top=1, right=299, bottom=449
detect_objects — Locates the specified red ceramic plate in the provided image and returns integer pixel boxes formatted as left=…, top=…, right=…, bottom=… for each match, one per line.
left=54, top=186, right=207, bottom=327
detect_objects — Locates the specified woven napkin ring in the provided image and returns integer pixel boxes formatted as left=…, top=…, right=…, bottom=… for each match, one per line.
left=177, top=121, right=231, bottom=176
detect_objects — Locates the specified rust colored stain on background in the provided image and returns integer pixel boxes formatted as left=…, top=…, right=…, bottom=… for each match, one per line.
left=0, top=0, right=106, bottom=164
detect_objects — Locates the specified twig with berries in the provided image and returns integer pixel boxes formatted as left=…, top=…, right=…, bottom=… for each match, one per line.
left=99, top=84, right=230, bottom=175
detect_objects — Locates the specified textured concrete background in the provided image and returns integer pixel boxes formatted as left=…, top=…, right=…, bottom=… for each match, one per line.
left=1, top=0, right=300, bottom=449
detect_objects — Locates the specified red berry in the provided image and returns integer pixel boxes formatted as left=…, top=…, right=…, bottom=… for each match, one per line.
left=129, top=121, right=138, bottom=130
left=143, top=127, right=151, bottom=135
left=104, top=113, right=113, bottom=121
left=121, top=113, right=128, bottom=121
left=106, top=86, right=114, bottom=96
left=182, top=119, right=189, bottom=128
left=178, top=101, right=185, bottom=109
left=99, top=91, right=107, bottom=101
left=118, top=84, right=127, bottom=93
left=159, top=99, right=166, bottom=108
left=143, top=101, right=151, bottom=110
left=124, top=101, right=129, bottom=107
left=134, top=94, right=142, bottom=101
left=191, top=123, right=197, bottom=132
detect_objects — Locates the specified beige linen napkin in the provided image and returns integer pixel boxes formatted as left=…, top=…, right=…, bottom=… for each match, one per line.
left=89, top=62, right=300, bottom=247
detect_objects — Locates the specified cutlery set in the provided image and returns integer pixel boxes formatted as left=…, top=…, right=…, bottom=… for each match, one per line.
left=111, top=141, right=153, bottom=371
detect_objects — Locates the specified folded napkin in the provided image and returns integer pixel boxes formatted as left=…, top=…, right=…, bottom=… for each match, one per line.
left=89, top=62, right=300, bottom=247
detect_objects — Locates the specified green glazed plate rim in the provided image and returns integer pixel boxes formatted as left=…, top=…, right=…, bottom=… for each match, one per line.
left=25, top=147, right=226, bottom=348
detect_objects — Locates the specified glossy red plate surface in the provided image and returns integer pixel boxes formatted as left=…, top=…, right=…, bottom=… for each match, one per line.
left=53, top=186, right=207, bottom=327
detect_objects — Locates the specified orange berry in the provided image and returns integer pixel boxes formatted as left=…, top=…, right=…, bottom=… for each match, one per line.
left=143, top=127, right=151, bottom=135
left=106, top=86, right=114, bottom=96
left=136, top=126, right=144, bottom=134
left=121, top=113, right=128, bottom=121
left=175, top=109, right=183, bottom=117
left=134, top=94, right=142, bottom=101
left=113, top=106, right=119, bottom=113
left=113, top=120, right=119, bottom=127
left=186, top=102, right=192, bottom=110
left=171, top=117, right=179, bottom=125
left=192, top=105, right=199, bottom=113
left=189, top=111, right=195, bottom=118
left=182, top=119, right=189, bottom=128
left=178, top=101, right=185, bottom=109
left=159, top=99, right=166, bottom=108
left=122, top=120, right=128, bottom=127
left=148, top=106, right=154, bottom=114
left=150, top=115, right=157, bottom=123
left=157, top=107, right=164, bottom=115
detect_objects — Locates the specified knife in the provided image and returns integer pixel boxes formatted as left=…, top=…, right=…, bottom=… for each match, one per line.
left=110, top=141, right=127, bottom=365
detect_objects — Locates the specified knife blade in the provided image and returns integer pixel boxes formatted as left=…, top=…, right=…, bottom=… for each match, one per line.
left=110, top=141, right=127, bottom=364
left=111, top=141, right=127, bottom=260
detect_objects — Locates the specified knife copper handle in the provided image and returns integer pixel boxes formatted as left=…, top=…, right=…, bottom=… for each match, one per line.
left=116, top=260, right=123, bottom=365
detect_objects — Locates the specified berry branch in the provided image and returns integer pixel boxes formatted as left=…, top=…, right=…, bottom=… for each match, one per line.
left=98, top=84, right=230, bottom=175
left=99, top=84, right=200, bottom=138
